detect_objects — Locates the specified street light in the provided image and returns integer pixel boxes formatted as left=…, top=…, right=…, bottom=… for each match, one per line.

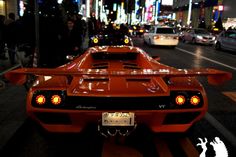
left=187, top=0, right=192, bottom=26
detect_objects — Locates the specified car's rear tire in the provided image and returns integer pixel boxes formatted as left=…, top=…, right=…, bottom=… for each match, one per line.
left=215, top=41, right=221, bottom=50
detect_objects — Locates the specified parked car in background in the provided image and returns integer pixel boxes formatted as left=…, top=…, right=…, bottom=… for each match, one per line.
left=215, top=30, right=236, bottom=52
left=143, top=26, right=179, bottom=48
left=182, top=28, right=216, bottom=45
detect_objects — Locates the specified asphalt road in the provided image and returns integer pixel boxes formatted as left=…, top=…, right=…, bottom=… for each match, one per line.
left=0, top=37, right=236, bottom=157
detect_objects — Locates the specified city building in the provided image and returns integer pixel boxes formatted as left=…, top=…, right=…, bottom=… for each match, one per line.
left=0, top=0, right=18, bottom=18
left=173, top=0, right=236, bottom=29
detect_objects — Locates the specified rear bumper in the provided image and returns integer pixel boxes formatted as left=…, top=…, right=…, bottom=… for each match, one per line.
left=28, top=108, right=206, bottom=133
left=196, top=39, right=215, bottom=45
left=153, top=39, right=179, bottom=46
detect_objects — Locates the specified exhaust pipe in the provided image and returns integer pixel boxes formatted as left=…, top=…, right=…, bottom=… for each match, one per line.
left=107, top=128, right=118, bottom=136
left=118, top=128, right=129, bottom=136
left=98, top=124, right=137, bottom=137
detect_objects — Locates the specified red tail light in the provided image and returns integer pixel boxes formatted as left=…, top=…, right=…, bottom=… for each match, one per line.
left=51, top=95, right=62, bottom=105
left=175, top=95, right=186, bottom=105
left=153, top=35, right=160, bottom=39
left=173, top=36, right=179, bottom=40
left=190, top=95, right=200, bottom=106
left=36, top=95, right=46, bottom=105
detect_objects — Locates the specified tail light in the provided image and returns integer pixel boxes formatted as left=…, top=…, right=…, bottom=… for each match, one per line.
left=139, top=29, right=144, bottom=33
left=190, top=95, right=201, bottom=106
left=32, top=91, right=65, bottom=108
left=35, top=95, right=46, bottom=105
left=173, top=36, right=179, bottom=40
left=175, top=95, right=186, bottom=105
left=153, top=35, right=160, bottom=39
left=171, top=91, right=203, bottom=108
left=51, top=95, right=62, bottom=105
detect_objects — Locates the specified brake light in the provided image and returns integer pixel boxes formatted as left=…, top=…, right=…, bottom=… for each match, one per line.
left=140, top=29, right=144, bottom=33
left=153, top=35, right=160, bottom=39
left=36, top=95, right=46, bottom=105
left=51, top=95, right=62, bottom=105
left=175, top=95, right=185, bottom=105
left=190, top=95, right=200, bottom=106
left=173, top=36, right=179, bottom=40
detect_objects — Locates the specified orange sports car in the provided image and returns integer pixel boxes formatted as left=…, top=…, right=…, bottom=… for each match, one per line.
left=5, top=46, right=232, bottom=136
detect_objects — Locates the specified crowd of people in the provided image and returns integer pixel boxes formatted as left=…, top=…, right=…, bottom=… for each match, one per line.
left=0, top=12, right=100, bottom=68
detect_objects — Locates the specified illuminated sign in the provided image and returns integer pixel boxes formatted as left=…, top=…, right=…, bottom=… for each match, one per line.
left=162, top=0, right=173, bottom=6
left=218, top=5, right=224, bottom=11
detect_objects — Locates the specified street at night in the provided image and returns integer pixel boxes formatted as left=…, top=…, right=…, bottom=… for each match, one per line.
left=1, top=0, right=236, bottom=156
left=0, top=37, right=236, bottom=157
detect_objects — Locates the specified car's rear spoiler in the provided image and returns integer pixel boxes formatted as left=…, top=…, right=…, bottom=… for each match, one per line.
left=5, top=68, right=232, bottom=86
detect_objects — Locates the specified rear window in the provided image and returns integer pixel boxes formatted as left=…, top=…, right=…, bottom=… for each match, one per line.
left=92, top=52, right=138, bottom=60
left=156, top=28, right=175, bottom=34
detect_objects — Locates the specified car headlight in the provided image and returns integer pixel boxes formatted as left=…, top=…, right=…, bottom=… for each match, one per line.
left=196, top=35, right=203, bottom=39
left=93, top=38, right=99, bottom=44
left=212, top=36, right=216, bottom=40
left=124, top=38, right=129, bottom=44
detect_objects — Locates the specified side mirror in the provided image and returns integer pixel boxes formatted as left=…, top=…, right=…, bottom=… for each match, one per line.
left=152, top=55, right=160, bottom=61
left=66, top=55, right=76, bottom=61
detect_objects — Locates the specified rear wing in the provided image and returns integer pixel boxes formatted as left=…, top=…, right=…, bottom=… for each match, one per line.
left=5, top=68, right=232, bottom=86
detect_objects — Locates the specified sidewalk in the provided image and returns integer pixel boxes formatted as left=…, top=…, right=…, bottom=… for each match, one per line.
left=0, top=38, right=90, bottom=150
left=0, top=50, right=28, bottom=151
left=0, top=50, right=25, bottom=73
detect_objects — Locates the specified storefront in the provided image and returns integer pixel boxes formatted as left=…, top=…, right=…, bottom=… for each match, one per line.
left=0, top=0, right=21, bottom=18
left=0, top=0, right=6, bottom=16
left=221, top=0, right=236, bottom=29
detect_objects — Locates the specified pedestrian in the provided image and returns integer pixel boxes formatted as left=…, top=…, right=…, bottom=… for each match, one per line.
left=5, top=13, right=18, bottom=65
left=0, top=15, right=7, bottom=60
left=74, top=14, right=87, bottom=49
left=61, top=19, right=82, bottom=58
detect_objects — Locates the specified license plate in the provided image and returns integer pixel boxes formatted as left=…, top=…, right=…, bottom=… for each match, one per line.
left=102, top=112, right=135, bottom=126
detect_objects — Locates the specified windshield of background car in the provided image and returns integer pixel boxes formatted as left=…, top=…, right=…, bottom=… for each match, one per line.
left=156, top=28, right=175, bottom=34
left=92, top=52, right=138, bottom=60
